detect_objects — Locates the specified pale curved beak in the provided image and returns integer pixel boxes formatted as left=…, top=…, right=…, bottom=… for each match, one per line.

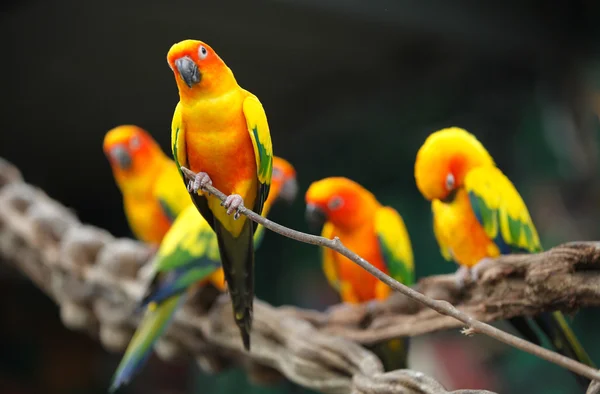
left=175, top=56, right=201, bottom=88
left=279, top=178, right=298, bottom=204
left=109, top=145, right=132, bottom=170
left=305, top=203, right=326, bottom=232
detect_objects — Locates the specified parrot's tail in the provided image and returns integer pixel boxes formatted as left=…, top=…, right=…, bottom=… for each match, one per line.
left=109, top=294, right=186, bottom=392
left=534, top=311, right=595, bottom=388
left=371, top=338, right=410, bottom=372
left=214, top=218, right=255, bottom=351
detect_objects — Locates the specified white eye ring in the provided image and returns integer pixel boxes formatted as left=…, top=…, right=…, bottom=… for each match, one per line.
left=445, top=173, right=455, bottom=190
left=198, top=46, right=208, bottom=60
left=328, top=196, right=344, bottom=210
left=130, top=135, right=141, bottom=150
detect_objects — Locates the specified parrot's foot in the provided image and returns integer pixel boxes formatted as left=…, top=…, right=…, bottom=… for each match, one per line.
left=454, top=265, right=472, bottom=290
left=470, top=257, right=494, bottom=282
left=187, top=172, right=212, bottom=194
left=221, top=194, right=244, bottom=219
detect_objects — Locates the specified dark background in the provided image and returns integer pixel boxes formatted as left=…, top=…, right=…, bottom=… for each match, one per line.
left=2, top=0, right=600, bottom=393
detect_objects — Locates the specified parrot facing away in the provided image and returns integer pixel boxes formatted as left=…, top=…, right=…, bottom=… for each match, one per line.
left=414, top=126, right=595, bottom=387
left=109, top=157, right=297, bottom=392
left=305, top=177, right=414, bottom=370
left=167, top=39, right=273, bottom=350
left=103, top=125, right=192, bottom=246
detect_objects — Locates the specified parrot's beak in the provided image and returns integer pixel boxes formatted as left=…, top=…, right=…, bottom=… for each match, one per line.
left=279, top=178, right=298, bottom=204
left=175, top=56, right=201, bottom=88
left=305, top=203, right=326, bottom=232
left=109, top=145, right=132, bottom=170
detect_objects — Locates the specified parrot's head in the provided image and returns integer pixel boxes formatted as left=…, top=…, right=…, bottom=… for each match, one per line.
left=414, top=127, right=494, bottom=202
left=305, top=177, right=378, bottom=231
left=270, top=157, right=298, bottom=205
left=103, top=125, right=165, bottom=183
left=167, top=39, right=235, bottom=99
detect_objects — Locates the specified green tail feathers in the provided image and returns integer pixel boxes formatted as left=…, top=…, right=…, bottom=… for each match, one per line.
left=214, top=219, right=255, bottom=350
left=110, top=295, right=185, bottom=392
left=511, top=311, right=595, bottom=388
left=535, top=311, right=595, bottom=387
left=370, top=338, right=409, bottom=372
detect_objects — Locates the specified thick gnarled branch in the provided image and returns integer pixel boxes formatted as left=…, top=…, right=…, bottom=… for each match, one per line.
left=178, top=167, right=600, bottom=383
left=0, top=157, right=598, bottom=393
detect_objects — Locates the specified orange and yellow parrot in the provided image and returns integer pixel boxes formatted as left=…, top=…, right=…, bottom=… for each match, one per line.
left=103, top=125, right=191, bottom=246
left=109, top=157, right=297, bottom=392
left=167, top=40, right=273, bottom=350
left=414, top=126, right=595, bottom=387
left=305, top=177, right=414, bottom=370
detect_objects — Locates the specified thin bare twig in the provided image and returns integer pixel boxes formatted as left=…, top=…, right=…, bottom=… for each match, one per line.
left=181, top=166, right=600, bottom=384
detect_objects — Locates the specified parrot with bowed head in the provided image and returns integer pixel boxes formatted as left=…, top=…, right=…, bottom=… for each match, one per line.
left=109, top=157, right=297, bottom=392
left=167, top=39, right=273, bottom=350
left=103, top=125, right=191, bottom=246
left=305, top=177, right=414, bottom=370
left=414, top=126, right=595, bottom=387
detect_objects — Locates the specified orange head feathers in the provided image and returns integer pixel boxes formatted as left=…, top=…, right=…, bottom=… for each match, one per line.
left=414, top=127, right=494, bottom=202
left=305, top=177, right=379, bottom=231
left=166, top=39, right=236, bottom=100
left=103, top=125, right=168, bottom=187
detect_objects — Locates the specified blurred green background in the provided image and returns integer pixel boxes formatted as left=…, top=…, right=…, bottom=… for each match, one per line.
left=2, top=0, right=600, bottom=393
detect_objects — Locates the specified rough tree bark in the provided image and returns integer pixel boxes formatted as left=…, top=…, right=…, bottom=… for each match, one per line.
left=0, top=157, right=598, bottom=393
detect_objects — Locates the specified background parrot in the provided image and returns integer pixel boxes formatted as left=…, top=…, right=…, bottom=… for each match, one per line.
left=167, top=39, right=273, bottom=350
left=414, top=126, right=596, bottom=387
left=109, top=157, right=297, bottom=392
left=103, top=125, right=192, bottom=246
left=304, top=177, right=414, bottom=370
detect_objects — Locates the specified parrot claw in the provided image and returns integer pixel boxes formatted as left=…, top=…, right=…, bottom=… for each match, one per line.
left=221, top=194, right=244, bottom=218
left=470, top=257, right=494, bottom=282
left=187, top=172, right=212, bottom=194
left=454, top=265, right=472, bottom=290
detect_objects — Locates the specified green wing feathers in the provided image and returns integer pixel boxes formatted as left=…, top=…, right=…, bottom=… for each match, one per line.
left=242, top=94, right=273, bottom=218
left=465, top=166, right=541, bottom=254
left=374, top=206, right=415, bottom=286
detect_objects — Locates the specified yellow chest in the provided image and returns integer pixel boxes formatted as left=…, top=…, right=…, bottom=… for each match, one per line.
left=433, top=190, right=499, bottom=267
left=123, top=194, right=171, bottom=245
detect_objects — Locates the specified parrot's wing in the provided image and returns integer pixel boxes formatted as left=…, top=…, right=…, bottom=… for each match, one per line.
left=171, top=102, right=216, bottom=230
left=321, top=222, right=340, bottom=291
left=141, top=206, right=221, bottom=306
left=154, top=161, right=192, bottom=223
left=242, top=93, right=273, bottom=222
left=465, top=166, right=541, bottom=254
left=374, top=206, right=415, bottom=286
left=431, top=200, right=455, bottom=262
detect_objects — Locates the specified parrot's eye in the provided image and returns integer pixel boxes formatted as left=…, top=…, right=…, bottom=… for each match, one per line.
left=129, top=135, right=141, bottom=150
left=272, top=167, right=283, bottom=180
left=328, top=196, right=344, bottom=211
left=198, top=45, right=208, bottom=60
left=445, top=173, right=455, bottom=190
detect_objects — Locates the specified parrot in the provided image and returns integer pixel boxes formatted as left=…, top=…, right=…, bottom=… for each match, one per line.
left=167, top=39, right=273, bottom=350
left=109, top=157, right=297, bottom=392
left=305, top=177, right=414, bottom=370
left=414, top=126, right=595, bottom=387
left=103, top=125, right=192, bottom=246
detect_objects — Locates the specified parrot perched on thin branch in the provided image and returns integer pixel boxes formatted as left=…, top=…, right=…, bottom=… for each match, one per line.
left=167, top=39, right=273, bottom=350
left=305, top=177, right=414, bottom=370
left=414, top=126, right=596, bottom=387
left=103, top=125, right=191, bottom=246
left=109, top=157, right=297, bottom=392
